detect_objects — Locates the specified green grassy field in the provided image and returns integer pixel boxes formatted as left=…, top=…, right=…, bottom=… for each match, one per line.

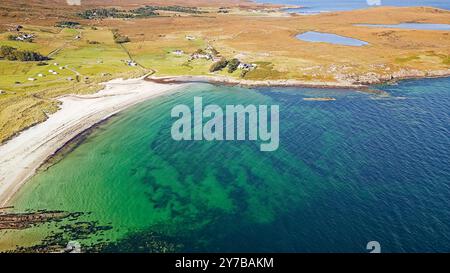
left=0, top=23, right=248, bottom=143
left=124, top=34, right=212, bottom=75
left=0, top=25, right=145, bottom=143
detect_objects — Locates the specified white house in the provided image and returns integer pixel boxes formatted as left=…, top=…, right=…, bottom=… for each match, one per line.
left=172, top=50, right=184, bottom=56
left=191, top=53, right=212, bottom=60
left=125, top=60, right=137, bottom=67
left=238, top=63, right=257, bottom=71
left=28, top=78, right=36, bottom=81
left=13, top=33, right=35, bottom=41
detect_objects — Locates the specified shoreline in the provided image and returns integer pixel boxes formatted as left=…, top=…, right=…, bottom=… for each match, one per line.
left=0, top=77, right=188, bottom=207
left=1, top=70, right=450, bottom=207
left=145, top=69, right=450, bottom=93
left=145, top=74, right=367, bottom=89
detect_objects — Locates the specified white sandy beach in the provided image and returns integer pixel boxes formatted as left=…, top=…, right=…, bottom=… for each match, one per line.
left=0, top=77, right=186, bottom=207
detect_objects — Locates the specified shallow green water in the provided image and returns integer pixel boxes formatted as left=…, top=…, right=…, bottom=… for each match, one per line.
left=4, top=78, right=450, bottom=252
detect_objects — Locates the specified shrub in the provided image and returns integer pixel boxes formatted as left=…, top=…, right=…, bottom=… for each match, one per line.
left=0, top=46, right=48, bottom=62
left=114, top=35, right=130, bottom=44
left=210, top=58, right=229, bottom=72
left=55, top=21, right=81, bottom=28
left=227, top=58, right=240, bottom=73
left=112, top=30, right=130, bottom=44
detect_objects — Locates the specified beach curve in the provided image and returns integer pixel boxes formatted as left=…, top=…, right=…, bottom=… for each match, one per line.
left=0, top=77, right=187, bottom=207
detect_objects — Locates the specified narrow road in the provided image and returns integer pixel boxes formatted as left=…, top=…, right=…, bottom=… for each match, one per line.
left=47, top=29, right=82, bottom=59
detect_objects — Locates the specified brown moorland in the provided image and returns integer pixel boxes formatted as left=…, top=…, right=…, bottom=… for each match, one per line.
left=107, top=6, right=450, bottom=83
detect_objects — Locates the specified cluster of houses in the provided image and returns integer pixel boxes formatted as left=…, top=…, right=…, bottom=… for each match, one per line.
left=171, top=45, right=257, bottom=72
left=27, top=63, right=73, bottom=82
left=189, top=45, right=222, bottom=62
left=190, top=52, right=217, bottom=61
left=238, top=63, right=257, bottom=71
left=7, top=25, right=35, bottom=42
left=49, top=63, right=66, bottom=75
left=11, top=33, right=35, bottom=42
left=19, top=59, right=115, bottom=84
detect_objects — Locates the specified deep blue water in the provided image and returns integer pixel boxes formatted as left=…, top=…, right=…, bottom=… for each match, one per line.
left=296, top=31, right=369, bottom=46
left=176, top=77, right=450, bottom=252
left=256, top=0, right=450, bottom=14
left=244, top=77, right=450, bottom=252
left=188, top=77, right=450, bottom=252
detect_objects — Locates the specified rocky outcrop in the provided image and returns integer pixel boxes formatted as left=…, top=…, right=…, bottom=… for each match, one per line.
left=0, top=210, right=75, bottom=230
left=147, top=68, right=450, bottom=89
left=341, top=69, right=450, bottom=85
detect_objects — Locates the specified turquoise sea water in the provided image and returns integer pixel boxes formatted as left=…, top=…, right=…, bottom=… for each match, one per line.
left=296, top=31, right=369, bottom=46
left=4, top=77, right=450, bottom=252
left=256, top=0, right=450, bottom=14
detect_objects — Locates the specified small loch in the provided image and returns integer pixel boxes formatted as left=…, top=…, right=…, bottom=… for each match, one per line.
left=296, top=31, right=369, bottom=46
left=356, top=23, right=450, bottom=31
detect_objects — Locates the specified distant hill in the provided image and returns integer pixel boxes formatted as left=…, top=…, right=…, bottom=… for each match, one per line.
left=85, top=0, right=257, bottom=8
left=0, top=0, right=264, bottom=28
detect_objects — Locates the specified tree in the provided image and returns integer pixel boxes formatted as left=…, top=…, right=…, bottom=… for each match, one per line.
left=227, top=58, right=240, bottom=73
